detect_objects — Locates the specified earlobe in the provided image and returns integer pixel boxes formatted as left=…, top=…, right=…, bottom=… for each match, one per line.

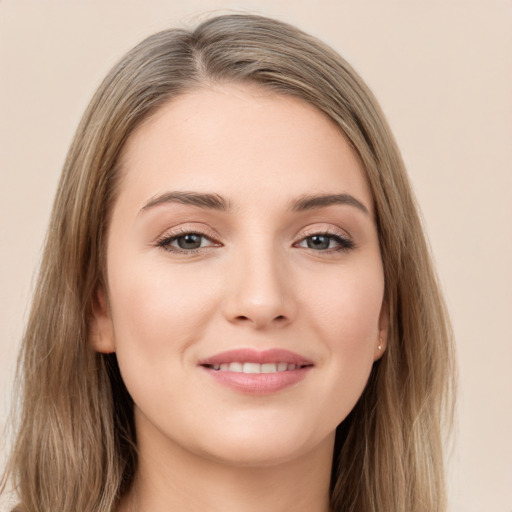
left=374, top=300, right=389, bottom=361
left=374, top=335, right=386, bottom=360
left=89, top=286, right=116, bottom=354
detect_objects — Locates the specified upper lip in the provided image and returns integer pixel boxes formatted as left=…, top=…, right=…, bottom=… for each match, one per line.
left=198, top=348, right=313, bottom=367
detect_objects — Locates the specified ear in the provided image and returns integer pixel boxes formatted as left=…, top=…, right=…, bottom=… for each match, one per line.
left=89, top=286, right=116, bottom=354
left=374, top=299, right=389, bottom=361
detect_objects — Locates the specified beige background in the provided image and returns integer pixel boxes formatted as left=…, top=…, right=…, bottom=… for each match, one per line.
left=1, top=1, right=511, bottom=510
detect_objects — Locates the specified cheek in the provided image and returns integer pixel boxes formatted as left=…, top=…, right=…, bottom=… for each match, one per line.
left=302, top=261, right=384, bottom=408
left=110, top=255, right=214, bottom=330
left=106, top=263, right=218, bottom=423
left=107, top=259, right=219, bottom=378
left=307, top=261, right=384, bottom=345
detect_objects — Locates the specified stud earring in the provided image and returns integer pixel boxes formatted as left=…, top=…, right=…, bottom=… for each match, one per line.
left=377, top=336, right=383, bottom=351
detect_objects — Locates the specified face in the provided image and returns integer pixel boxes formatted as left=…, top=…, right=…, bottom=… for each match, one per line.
left=92, top=83, right=387, bottom=468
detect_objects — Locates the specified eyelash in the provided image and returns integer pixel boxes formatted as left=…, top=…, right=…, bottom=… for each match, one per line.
left=293, top=231, right=355, bottom=253
left=155, top=228, right=355, bottom=255
left=155, top=228, right=221, bottom=254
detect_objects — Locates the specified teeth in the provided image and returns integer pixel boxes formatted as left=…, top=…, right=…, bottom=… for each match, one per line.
left=243, top=362, right=260, bottom=373
left=229, top=362, right=243, bottom=372
left=261, top=363, right=277, bottom=373
left=210, top=362, right=303, bottom=373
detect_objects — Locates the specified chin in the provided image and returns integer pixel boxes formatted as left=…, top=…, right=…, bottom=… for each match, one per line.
left=189, top=420, right=335, bottom=468
left=199, top=441, right=313, bottom=468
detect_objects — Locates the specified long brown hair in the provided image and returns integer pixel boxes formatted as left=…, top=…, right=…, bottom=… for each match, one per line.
left=1, top=14, right=455, bottom=512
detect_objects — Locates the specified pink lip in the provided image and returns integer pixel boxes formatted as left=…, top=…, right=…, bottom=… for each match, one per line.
left=198, top=348, right=313, bottom=366
left=198, top=348, right=313, bottom=395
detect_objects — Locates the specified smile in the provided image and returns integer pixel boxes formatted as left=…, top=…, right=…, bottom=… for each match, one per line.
left=206, top=362, right=309, bottom=373
left=199, top=348, right=314, bottom=394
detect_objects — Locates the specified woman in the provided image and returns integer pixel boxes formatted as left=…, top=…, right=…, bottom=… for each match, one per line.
left=1, top=14, right=455, bottom=512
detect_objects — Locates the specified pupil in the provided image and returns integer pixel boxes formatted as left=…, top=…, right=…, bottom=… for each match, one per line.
left=178, top=234, right=202, bottom=250
left=307, top=235, right=330, bottom=250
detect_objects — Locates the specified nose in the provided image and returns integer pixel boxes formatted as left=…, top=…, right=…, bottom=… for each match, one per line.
left=222, top=248, right=296, bottom=330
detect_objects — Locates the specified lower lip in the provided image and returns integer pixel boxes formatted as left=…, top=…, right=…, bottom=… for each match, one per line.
left=201, top=366, right=312, bottom=395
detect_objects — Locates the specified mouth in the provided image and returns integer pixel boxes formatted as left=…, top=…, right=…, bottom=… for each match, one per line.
left=198, top=348, right=314, bottom=394
left=204, top=362, right=311, bottom=373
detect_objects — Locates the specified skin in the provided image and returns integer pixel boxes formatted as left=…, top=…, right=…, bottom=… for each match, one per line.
left=91, top=83, right=387, bottom=512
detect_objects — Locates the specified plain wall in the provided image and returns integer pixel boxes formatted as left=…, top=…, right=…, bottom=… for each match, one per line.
left=1, top=1, right=511, bottom=511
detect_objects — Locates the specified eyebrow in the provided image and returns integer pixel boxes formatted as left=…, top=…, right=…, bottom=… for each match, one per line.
left=139, top=191, right=231, bottom=214
left=289, top=193, right=369, bottom=215
left=139, top=191, right=369, bottom=216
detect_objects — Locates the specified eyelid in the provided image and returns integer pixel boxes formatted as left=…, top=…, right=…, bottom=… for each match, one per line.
left=297, top=224, right=352, bottom=242
left=155, top=223, right=220, bottom=241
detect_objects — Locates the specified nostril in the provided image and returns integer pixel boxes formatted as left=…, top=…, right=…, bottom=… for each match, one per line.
left=233, top=314, right=287, bottom=325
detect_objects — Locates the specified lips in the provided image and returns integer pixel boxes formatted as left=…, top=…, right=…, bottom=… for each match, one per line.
left=198, top=348, right=313, bottom=394
left=199, top=348, right=313, bottom=367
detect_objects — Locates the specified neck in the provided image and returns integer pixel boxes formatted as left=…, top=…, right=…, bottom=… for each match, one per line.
left=118, top=420, right=334, bottom=512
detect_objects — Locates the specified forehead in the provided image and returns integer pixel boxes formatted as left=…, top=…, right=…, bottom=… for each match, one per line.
left=117, top=83, right=373, bottom=215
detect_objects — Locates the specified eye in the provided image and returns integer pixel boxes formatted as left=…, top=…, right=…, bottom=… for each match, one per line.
left=296, top=233, right=354, bottom=252
left=156, top=231, right=219, bottom=253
